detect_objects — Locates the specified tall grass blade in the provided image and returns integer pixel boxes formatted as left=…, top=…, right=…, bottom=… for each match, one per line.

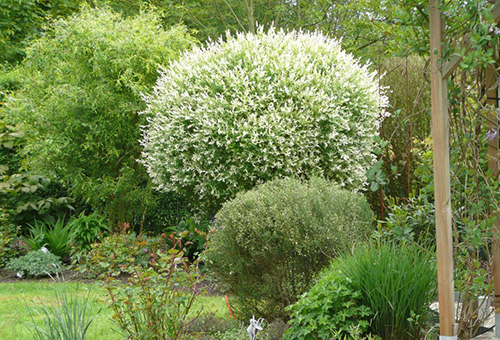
left=25, top=272, right=99, bottom=340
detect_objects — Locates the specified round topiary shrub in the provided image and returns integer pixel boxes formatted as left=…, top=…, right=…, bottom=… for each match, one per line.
left=141, top=28, right=387, bottom=214
left=204, top=177, right=374, bottom=320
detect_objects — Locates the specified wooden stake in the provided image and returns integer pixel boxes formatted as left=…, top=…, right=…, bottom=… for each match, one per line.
left=429, top=0, right=456, bottom=337
left=485, top=63, right=500, bottom=338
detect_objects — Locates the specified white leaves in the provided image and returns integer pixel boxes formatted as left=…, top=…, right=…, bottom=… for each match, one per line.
left=141, top=28, right=387, bottom=210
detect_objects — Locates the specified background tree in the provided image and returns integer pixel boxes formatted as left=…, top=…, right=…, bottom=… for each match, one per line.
left=0, top=0, right=85, bottom=64
left=160, top=0, right=405, bottom=60
left=3, top=7, right=195, bottom=229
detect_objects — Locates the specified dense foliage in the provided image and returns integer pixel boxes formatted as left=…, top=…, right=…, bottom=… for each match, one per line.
left=0, top=0, right=84, bottom=64
left=105, top=234, right=204, bottom=340
left=76, top=231, right=164, bottom=278
left=285, top=267, right=372, bottom=340
left=0, top=117, right=72, bottom=228
left=3, top=7, right=195, bottom=227
left=339, top=243, right=436, bottom=340
left=6, top=249, right=62, bottom=277
left=0, top=209, right=18, bottom=266
left=142, top=28, right=386, bottom=214
left=205, top=177, right=374, bottom=320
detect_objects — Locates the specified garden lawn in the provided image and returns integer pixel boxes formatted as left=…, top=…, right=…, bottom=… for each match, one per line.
left=0, top=281, right=230, bottom=340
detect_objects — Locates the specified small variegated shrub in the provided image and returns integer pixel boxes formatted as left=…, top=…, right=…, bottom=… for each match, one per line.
left=141, top=28, right=387, bottom=213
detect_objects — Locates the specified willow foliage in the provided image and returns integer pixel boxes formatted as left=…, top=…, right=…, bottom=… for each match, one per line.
left=142, top=28, right=387, bottom=214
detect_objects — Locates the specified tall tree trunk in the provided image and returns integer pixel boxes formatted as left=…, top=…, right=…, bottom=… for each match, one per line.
left=296, top=0, right=301, bottom=24
left=243, top=0, right=255, bottom=33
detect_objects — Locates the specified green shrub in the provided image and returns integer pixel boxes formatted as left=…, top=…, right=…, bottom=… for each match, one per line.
left=376, top=193, right=435, bottom=246
left=0, top=208, right=19, bottom=266
left=76, top=231, right=164, bottom=278
left=285, top=267, right=372, bottom=340
left=105, top=234, right=204, bottom=340
left=337, top=242, right=436, bottom=340
left=0, top=112, right=74, bottom=229
left=141, top=27, right=387, bottom=214
left=6, top=250, right=62, bottom=277
left=171, top=217, right=209, bottom=261
left=4, top=7, right=195, bottom=227
left=0, top=64, right=22, bottom=102
left=205, top=177, right=374, bottom=320
left=0, top=231, right=11, bottom=266
left=68, top=211, right=110, bottom=252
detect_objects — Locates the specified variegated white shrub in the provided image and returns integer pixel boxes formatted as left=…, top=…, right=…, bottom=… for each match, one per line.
left=141, top=28, right=387, bottom=213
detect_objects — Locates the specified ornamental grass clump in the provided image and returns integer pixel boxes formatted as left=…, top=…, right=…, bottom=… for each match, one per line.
left=141, top=27, right=387, bottom=213
left=27, top=274, right=98, bottom=340
left=204, top=177, right=374, bottom=320
left=338, top=242, right=436, bottom=340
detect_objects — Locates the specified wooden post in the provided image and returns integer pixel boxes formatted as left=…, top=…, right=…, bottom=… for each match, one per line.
left=487, top=4, right=500, bottom=337
left=429, top=0, right=456, bottom=338
left=485, top=63, right=500, bottom=338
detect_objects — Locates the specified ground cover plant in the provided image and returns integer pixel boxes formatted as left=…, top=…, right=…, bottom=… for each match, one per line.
left=285, top=267, right=372, bottom=340
left=205, top=177, right=374, bottom=320
left=141, top=27, right=387, bottom=215
left=6, top=250, right=62, bottom=278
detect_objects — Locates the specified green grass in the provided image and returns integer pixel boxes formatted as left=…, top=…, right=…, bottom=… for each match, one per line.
left=0, top=281, right=230, bottom=340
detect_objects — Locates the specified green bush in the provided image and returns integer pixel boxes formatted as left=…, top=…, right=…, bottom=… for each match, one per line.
left=105, top=234, right=204, bottom=340
left=0, top=118, right=73, bottom=229
left=376, top=193, right=435, bottom=246
left=337, top=242, right=436, bottom=340
left=205, top=177, right=374, bottom=320
left=68, top=211, right=110, bottom=252
left=76, top=231, right=164, bottom=278
left=3, top=7, right=195, bottom=227
left=171, top=217, right=209, bottom=261
left=0, top=208, right=19, bottom=266
left=141, top=27, right=387, bottom=214
left=285, top=267, right=372, bottom=340
left=6, top=250, right=62, bottom=277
